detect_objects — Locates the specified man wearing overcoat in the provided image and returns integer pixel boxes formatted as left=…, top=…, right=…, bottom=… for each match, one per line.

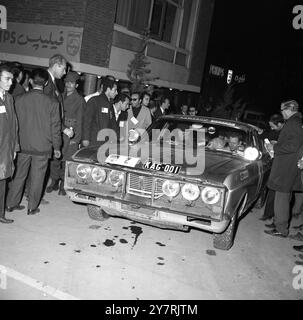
left=265, top=100, right=303, bottom=237
left=0, top=64, right=19, bottom=223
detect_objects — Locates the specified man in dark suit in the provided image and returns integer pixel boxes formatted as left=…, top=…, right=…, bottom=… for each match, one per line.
left=10, top=62, right=26, bottom=98
left=259, top=114, right=284, bottom=222
left=188, top=106, right=198, bottom=116
left=6, top=68, right=61, bottom=215
left=265, top=100, right=303, bottom=238
left=44, top=54, right=68, bottom=193
left=57, top=71, right=85, bottom=196
left=82, top=77, right=118, bottom=146
left=153, top=96, right=170, bottom=120
left=179, top=104, right=188, bottom=115
left=44, top=54, right=67, bottom=105
left=0, top=64, right=19, bottom=223
left=109, top=93, right=130, bottom=142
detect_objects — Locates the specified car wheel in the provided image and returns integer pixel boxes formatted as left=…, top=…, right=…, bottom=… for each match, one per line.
left=87, top=205, right=110, bottom=221
left=213, top=212, right=238, bottom=250
left=254, top=187, right=268, bottom=209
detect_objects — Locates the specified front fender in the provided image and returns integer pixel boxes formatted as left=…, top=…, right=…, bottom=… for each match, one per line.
left=224, top=188, right=248, bottom=219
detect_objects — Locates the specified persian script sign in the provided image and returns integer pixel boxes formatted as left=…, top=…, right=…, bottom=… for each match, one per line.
left=0, top=22, right=83, bottom=62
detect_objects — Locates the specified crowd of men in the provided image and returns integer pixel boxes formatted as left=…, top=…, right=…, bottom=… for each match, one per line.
left=0, top=54, right=195, bottom=225
left=0, top=54, right=302, bottom=254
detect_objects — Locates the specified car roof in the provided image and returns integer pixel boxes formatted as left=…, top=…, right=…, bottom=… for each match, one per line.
left=160, top=115, right=263, bottom=134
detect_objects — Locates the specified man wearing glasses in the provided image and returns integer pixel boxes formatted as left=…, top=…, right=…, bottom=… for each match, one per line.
left=127, top=91, right=152, bottom=134
left=265, top=100, right=303, bottom=238
left=0, top=64, right=19, bottom=223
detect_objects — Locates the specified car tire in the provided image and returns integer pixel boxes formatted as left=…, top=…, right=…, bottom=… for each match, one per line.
left=254, top=187, right=268, bottom=209
left=213, top=213, right=238, bottom=250
left=87, top=205, right=110, bottom=221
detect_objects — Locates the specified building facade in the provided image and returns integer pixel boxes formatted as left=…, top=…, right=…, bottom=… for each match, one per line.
left=0, top=0, right=214, bottom=95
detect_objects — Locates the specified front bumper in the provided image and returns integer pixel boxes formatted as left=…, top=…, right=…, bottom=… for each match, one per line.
left=67, top=190, right=230, bottom=233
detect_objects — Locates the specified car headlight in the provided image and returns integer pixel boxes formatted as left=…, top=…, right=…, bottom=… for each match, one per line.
left=201, top=187, right=221, bottom=204
left=109, top=170, right=124, bottom=187
left=181, top=183, right=200, bottom=201
left=162, top=180, right=180, bottom=198
left=91, top=167, right=107, bottom=183
left=76, top=164, right=92, bottom=179
left=244, top=147, right=259, bottom=161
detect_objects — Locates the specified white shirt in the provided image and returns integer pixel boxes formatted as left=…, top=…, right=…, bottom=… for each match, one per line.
left=48, top=70, right=55, bottom=83
left=85, top=91, right=101, bottom=102
left=113, top=105, right=121, bottom=121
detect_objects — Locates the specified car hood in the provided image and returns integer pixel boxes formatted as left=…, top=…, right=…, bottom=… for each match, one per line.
left=73, top=142, right=247, bottom=184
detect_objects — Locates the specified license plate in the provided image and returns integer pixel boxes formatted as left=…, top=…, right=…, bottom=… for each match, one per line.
left=105, top=154, right=140, bottom=168
left=144, top=161, right=181, bottom=174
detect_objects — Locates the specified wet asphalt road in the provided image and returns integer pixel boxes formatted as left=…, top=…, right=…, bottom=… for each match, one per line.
left=0, top=192, right=302, bottom=300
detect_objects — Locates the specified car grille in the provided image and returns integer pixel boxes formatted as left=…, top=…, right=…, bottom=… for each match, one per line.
left=127, top=173, right=163, bottom=199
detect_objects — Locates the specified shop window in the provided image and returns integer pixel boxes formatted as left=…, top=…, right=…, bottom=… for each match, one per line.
left=150, top=0, right=178, bottom=43
left=115, top=0, right=151, bottom=33
left=115, top=0, right=131, bottom=27
left=179, top=0, right=193, bottom=49
left=128, top=0, right=151, bottom=33
left=115, top=0, right=188, bottom=46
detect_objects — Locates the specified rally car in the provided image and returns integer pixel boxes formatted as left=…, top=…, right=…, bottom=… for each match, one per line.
left=64, top=115, right=271, bottom=250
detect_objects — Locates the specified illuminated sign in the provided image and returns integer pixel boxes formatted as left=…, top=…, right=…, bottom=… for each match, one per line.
left=227, top=69, right=233, bottom=84
left=209, top=64, right=224, bottom=77
left=209, top=64, right=246, bottom=83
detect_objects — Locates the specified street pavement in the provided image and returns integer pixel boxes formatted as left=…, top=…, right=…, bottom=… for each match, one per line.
left=0, top=192, right=302, bottom=300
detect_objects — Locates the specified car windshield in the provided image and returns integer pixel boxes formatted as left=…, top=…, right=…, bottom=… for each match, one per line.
left=143, top=118, right=254, bottom=155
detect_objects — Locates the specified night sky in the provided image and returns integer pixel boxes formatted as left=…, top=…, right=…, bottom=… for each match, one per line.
left=203, top=0, right=303, bottom=116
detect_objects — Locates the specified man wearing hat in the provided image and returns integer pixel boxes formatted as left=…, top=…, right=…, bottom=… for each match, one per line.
left=265, top=100, right=303, bottom=238
left=56, top=71, right=85, bottom=195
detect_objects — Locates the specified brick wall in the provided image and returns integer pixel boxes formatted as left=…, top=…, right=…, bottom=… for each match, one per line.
left=1, top=0, right=117, bottom=67
left=188, top=0, right=215, bottom=88
left=81, top=0, right=117, bottom=67
left=1, top=0, right=87, bottom=27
